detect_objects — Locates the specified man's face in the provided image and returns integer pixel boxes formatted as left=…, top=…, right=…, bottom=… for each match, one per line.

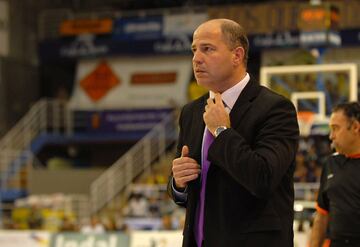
left=191, top=22, right=238, bottom=93
left=329, top=110, right=359, bottom=155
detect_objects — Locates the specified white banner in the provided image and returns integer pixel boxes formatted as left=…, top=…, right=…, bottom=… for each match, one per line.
left=69, top=56, right=192, bottom=110
left=0, top=0, right=9, bottom=56
left=163, top=13, right=208, bottom=36
left=130, top=230, right=182, bottom=247
left=0, top=230, right=50, bottom=247
left=50, top=233, right=129, bottom=247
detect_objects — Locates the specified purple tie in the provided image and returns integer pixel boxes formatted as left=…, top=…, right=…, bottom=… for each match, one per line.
left=194, top=128, right=214, bottom=247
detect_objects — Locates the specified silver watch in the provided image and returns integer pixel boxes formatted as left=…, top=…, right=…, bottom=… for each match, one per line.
left=214, top=126, right=227, bottom=137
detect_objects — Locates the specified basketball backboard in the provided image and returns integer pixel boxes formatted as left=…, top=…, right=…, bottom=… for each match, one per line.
left=260, top=63, right=358, bottom=136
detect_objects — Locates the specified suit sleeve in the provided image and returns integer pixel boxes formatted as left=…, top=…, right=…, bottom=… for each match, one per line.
left=208, top=97, right=299, bottom=198
left=167, top=106, right=188, bottom=207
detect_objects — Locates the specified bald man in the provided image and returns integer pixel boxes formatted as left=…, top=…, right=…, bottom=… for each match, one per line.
left=168, top=19, right=299, bottom=247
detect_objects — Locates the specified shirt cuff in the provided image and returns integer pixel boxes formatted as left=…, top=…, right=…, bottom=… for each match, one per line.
left=172, top=178, right=188, bottom=203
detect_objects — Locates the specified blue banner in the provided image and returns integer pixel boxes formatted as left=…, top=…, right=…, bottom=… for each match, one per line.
left=38, top=28, right=360, bottom=61
left=250, top=28, right=360, bottom=50
left=249, top=31, right=300, bottom=50
left=76, top=108, right=174, bottom=134
left=112, top=16, right=163, bottom=41
left=38, top=35, right=192, bottom=61
left=339, top=28, right=360, bottom=47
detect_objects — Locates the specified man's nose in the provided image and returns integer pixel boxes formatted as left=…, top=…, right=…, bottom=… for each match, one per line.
left=192, top=51, right=202, bottom=64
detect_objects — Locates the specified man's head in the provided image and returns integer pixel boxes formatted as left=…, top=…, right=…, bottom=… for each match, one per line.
left=191, top=19, right=248, bottom=93
left=329, top=102, right=360, bottom=156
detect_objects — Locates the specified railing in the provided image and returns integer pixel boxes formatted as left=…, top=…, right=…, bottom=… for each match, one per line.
left=0, top=99, right=177, bottom=227
left=0, top=100, right=69, bottom=150
left=0, top=100, right=69, bottom=228
left=0, top=100, right=69, bottom=189
left=90, top=112, right=177, bottom=213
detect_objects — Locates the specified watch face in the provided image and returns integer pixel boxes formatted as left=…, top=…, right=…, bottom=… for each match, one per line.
left=215, top=126, right=227, bottom=137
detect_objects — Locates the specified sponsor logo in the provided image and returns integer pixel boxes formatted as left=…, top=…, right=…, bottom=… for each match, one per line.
left=60, top=34, right=108, bottom=57
left=124, top=22, right=161, bottom=34
left=253, top=32, right=298, bottom=48
left=54, top=235, right=117, bottom=247
left=154, top=35, right=191, bottom=53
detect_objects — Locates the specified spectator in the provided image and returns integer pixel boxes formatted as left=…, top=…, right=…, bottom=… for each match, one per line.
left=80, top=216, right=105, bottom=234
left=60, top=216, right=77, bottom=232
left=27, top=205, right=43, bottom=229
left=123, top=193, right=149, bottom=217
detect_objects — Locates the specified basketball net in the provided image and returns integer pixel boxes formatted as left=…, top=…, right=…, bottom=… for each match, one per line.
left=297, top=111, right=315, bottom=136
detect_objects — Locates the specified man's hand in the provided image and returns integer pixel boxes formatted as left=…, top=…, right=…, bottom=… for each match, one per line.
left=203, top=93, right=230, bottom=136
left=172, top=145, right=201, bottom=189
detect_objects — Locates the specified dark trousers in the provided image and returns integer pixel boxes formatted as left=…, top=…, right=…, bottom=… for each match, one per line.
left=201, top=230, right=291, bottom=247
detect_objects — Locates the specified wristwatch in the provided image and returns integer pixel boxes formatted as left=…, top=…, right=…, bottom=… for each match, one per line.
left=214, top=126, right=227, bottom=138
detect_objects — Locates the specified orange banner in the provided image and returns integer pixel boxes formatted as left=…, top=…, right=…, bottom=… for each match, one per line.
left=131, top=72, right=177, bottom=85
left=59, top=19, right=113, bottom=36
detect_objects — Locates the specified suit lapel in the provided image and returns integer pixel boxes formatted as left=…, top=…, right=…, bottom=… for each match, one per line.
left=230, top=79, right=261, bottom=129
left=190, top=94, right=207, bottom=164
left=187, top=95, right=207, bottom=197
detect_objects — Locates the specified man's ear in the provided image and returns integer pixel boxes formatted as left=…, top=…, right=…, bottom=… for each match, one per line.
left=352, top=120, right=360, bottom=134
left=233, top=46, right=245, bottom=66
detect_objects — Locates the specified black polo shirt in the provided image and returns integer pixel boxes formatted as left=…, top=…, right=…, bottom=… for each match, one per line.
left=317, top=153, right=360, bottom=240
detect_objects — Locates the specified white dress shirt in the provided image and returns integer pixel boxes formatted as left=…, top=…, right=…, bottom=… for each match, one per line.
left=172, top=73, right=250, bottom=200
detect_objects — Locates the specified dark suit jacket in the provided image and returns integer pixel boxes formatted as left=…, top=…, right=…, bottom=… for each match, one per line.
left=169, top=79, right=299, bottom=247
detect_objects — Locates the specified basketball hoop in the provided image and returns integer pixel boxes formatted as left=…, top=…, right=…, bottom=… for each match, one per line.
left=297, top=111, right=315, bottom=136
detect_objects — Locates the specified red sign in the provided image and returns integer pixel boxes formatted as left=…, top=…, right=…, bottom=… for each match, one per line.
left=80, top=61, right=120, bottom=102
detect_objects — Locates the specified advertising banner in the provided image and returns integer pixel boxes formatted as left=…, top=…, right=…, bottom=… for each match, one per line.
left=38, top=35, right=192, bottom=61
left=50, top=233, right=129, bottom=247
left=39, top=28, right=360, bottom=61
left=208, top=0, right=360, bottom=34
left=130, top=230, right=182, bottom=247
left=163, top=13, right=207, bottom=36
left=0, top=230, right=50, bottom=247
left=250, top=28, right=360, bottom=49
left=112, top=16, right=163, bottom=41
left=112, top=13, right=207, bottom=41
left=69, top=56, right=192, bottom=109
left=38, top=12, right=209, bottom=61
left=76, top=108, right=173, bottom=136
left=59, top=19, right=113, bottom=36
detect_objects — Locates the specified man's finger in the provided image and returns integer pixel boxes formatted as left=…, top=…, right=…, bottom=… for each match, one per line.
left=207, top=97, right=214, bottom=106
left=181, top=145, right=189, bottom=157
left=214, top=93, right=224, bottom=107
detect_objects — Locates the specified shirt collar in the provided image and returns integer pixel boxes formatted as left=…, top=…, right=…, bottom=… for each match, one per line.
left=209, top=73, right=250, bottom=111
